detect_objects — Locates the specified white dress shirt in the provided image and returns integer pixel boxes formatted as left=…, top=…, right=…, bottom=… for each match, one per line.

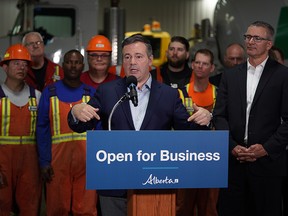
left=244, top=57, right=268, bottom=142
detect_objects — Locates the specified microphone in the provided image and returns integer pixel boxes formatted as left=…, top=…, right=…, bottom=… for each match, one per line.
left=126, top=76, right=138, bottom=107
left=108, top=92, right=130, bottom=131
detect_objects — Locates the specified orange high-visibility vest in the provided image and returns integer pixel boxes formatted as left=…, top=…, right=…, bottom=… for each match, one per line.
left=49, top=87, right=91, bottom=144
left=0, top=86, right=37, bottom=145
left=178, top=81, right=217, bottom=115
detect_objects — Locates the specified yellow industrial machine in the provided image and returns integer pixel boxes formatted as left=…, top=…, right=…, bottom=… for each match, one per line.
left=125, top=21, right=171, bottom=67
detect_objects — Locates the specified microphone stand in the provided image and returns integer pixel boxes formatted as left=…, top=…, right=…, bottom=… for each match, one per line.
left=108, top=92, right=130, bottom=131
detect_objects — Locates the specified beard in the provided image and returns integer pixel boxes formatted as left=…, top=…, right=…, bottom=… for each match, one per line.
left=168, top=58, right=187, bottom=68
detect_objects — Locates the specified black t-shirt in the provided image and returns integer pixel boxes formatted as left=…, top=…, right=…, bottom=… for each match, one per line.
left=159, top=62, right=192, bottom=89
left=32, top=58, right=48, bottom=91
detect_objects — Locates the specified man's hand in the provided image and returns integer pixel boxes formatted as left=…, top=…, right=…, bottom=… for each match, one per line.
left=72, top=103, right=100, bottom=122
left=232, top=145, right=256, bottom=162
left=41, top=165, right=55, bottom=183
left=247, top=144, right=268, bottom=159
left=187, top=103, right=211, bottom=126
left=232, top=144, right=267, bottom=162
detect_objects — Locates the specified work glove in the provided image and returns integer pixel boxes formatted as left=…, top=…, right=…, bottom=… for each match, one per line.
left=41, top=165, right=55, bottom=183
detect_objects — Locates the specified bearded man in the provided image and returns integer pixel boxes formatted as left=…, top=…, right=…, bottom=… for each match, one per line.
left=159, top=36, right=192, bottom=88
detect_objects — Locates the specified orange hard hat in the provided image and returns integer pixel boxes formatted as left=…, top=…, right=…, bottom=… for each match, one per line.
left=86, top=35, right=112, bottom=52
left=0, top=44, right=31, bottom=66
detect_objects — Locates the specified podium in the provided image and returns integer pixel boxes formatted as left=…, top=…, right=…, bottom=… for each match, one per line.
left=127, top=189, right=176, bottom=216
left=86, top=131, right=228, bottom=215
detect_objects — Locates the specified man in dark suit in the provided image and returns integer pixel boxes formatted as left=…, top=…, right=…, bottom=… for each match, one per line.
left=213, top=21, right=288, bottom=216
left=68, top=34, right=212, bottom=216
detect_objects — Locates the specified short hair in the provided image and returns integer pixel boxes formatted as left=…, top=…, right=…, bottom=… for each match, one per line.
left=193, top=48, right=214, bottom=64
left=225, top=43, right=245, bottom=52
left=249, top=21, right=274, bottom=39
left=63, top=49, right=84, bottom=62
left=169, top=36, right=190, bottom=52
left=22, top=31, right=43, bottom=45
left=122, top=34, right=153, bottom=56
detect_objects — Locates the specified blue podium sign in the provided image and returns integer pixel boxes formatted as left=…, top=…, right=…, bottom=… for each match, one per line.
left=86, top=130, right=228, bottom=190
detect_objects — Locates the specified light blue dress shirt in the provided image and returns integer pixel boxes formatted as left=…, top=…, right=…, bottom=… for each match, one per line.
left=129, top=75, right=152, bottom=130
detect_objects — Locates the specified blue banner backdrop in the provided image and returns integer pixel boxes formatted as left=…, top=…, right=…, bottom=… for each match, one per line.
left=86, top=130, right=228, bottom=190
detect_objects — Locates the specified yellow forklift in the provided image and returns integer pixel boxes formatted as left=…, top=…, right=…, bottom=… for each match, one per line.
left=125, top=21, right=171, bottom=67
left=109, top=21, right=171, bottom=77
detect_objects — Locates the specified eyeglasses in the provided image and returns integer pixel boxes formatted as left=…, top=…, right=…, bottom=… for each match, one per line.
left=25, top=41, right=44, bottom=47
left=243, top=35, right=271, bottom=43
left=88, top=54, right=110, bottom=59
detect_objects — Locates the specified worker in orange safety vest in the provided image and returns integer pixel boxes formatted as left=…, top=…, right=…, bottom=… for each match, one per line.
left=36, top=50, right=98, bottom=215
left=0, top=44, right=42, bottom=215
left=176, top=48, right=217, bottom=216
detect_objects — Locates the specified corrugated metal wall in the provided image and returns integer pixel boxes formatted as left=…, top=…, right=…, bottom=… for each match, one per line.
left=1, top=0, right=218, bottom=40
left=99, top=0, right=218, bottom=38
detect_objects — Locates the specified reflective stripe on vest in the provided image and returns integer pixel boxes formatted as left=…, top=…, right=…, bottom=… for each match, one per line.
left=50, top=94, right=90, bottom=144
left=178, top=83, right=217, bottom=115
left=51, top=132, right=87, bottom=143
left=0, top=94, right=37, bottom=145
left=82, top=94, right=90, bottom=103
left=0, top=136, right=36, bottom=145
left=29, top=96, right=37, bottom=135
left=52, top=65, right=60, bottom=82
left=1, top=97, right=10, bottom=136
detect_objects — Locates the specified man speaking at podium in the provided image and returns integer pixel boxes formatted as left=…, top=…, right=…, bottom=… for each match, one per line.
left=68, top=34, right=212, bottom=216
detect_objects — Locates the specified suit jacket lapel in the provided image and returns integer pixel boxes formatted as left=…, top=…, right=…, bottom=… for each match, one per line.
left=252, top=58, right=275, bottom=107
left=234, top=63, right=247, bottom=114
left=115, top=78, right=135, bottom=129
left=140, top=79, right=161, bottom=129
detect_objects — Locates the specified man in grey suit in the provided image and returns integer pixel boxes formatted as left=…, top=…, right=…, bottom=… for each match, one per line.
left=68, top=34, right=212, bottom=216
left=213, top=21, right=288, bottom=216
